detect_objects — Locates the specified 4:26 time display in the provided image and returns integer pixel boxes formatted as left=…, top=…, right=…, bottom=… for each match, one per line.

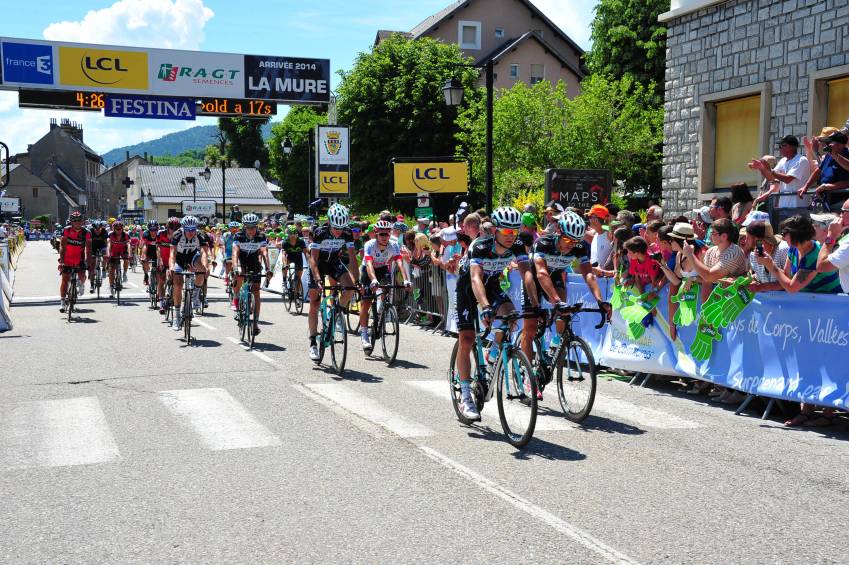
left=75, top=92, right=105, bottom=109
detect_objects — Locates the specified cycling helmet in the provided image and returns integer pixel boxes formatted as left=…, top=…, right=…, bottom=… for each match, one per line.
left=228, top=221, right=241, bottom=229
left=286, top=225, right=298, bottom=235
left=327, top=203, right=349, bottom=228
left=242, top=213, right=259, bottom=226
left=491, top=206, right=522, bottom=230
left=393, top=221, right=409, bottom=232
left=167, top=217, right=181, bottom=229
left=112, top=221, right=124, bottom=228
left=69, top=211, right=84, bottom=221
left=148, top=220, right=159, bottom=229
left=374, top=220, right=392, bottom=231
left=558, top=210, right=587, bottom=241
left=181, top=216, right=199, bottom=230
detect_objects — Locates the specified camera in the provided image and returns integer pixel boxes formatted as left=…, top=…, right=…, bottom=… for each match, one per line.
left=755, top=241, right=765, bottom=257
left=650, top=252, right=663, bottom=262
left=823, top=144, right=833, bottom=153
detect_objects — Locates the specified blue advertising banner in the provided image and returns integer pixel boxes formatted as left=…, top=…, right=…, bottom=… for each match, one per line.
left=562, top=275, right=849, bottom=411
left=104, top=94, right=196, bottom=120
left=2, top=41, right=54, bottom=85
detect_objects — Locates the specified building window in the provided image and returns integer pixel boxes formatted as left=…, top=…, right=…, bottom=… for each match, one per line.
left=530, top=64, right=545, bottom=84
left=713, top=95, right=762, bottom=189
left=32, top=187, right=38, bottom=198
left=495, top=27, right=505, bottom=39
left=510, top=64, right=519, bottom=79
left=808, top=66, right=849, bottom=136
left=458, top=21, right=482, bottom=50
left=827, top=76, right=849, bottom=129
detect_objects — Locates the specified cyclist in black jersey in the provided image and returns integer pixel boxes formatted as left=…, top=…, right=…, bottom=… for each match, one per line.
left=168, top=216, right=210, bottom=331
left=454, top=207, right=539, bottom=421
left=141, top=221, right=159, bottom=286
left=89, top=221, right=108, bottom=293
left=281, top=225, right=307, bottom=300
left=233, top=214, right=272, bottom=336
left=306, top=204, right=358, bottom=360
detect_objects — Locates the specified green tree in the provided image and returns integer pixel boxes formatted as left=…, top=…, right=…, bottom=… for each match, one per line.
left=268, top=106, right=327, bottom=214
left=587, top=0, right=670, bottom=102
left=218, top=117, right=270, bottom=172
left=151, top=149, right=205, bottom=167
left=336, top=34, right=481, bottom=211
left=456, top=76, right=663, bottom=203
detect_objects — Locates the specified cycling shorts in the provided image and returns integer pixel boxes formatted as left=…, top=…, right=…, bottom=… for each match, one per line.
left=359, top=265, right=390, bottom=299
left=307, top=260, right=349, bottom=290
left=175, top=250, right=205, bottom=271
left=285, top=253, right=304, bottom=270
left=455, top=275, right=511, bottom=332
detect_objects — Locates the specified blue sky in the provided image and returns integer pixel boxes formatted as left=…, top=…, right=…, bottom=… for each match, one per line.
left=1, top=0, right=595, bottom=156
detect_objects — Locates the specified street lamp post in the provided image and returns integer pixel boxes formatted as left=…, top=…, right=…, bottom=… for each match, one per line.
left=181, top=176, right=197, bottom=201
left=443, top=59, right=494, bottom=213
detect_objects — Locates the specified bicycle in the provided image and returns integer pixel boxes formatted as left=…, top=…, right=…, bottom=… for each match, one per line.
left=109, top=257, right=124, bottom=305
left=364, top=283, right=405, bottom=366
left=147, top=263, right=159, bottom=310
left=63, top=266, right=84, bottom=323
left=196, top=276, right=208, bottom=317
left=282, top=265, right=305, bottom=315
left=163, top=274, right=175, bottom=323
left=447, top=310, right=540, bottom=448
left=236, top=271, right=261, bottom=348
left=531, top=303, right=607, bottom=423
left=314, top=284, right=352, bottom=375
left=346, top=288, right=361, bottom=334
left=174, top=271, right=196, bottom=345
left=92, top=252, right=105, bottom=299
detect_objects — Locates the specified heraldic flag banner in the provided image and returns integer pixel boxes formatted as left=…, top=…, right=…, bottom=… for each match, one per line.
left=316, top=125, right=350, bottom=197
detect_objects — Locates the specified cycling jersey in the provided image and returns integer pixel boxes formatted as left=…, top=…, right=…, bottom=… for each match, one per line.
left=107, top=231, right=130, bottom=258
left=221, top=232, right=236, bottom=260
left=363, top=239, right=401, bottom=268
left=309, top=226, right=354, bottom=265
left=341, top=238, right=364, bottom=266
left=171, top=229, right=210, bottom=269
left=531, top=235, right=589, bottom=275
left=61, top=226, right=91, bottom=267
left=90, top=229, right=108, bottom=254
left=282, top=237, right=307, bottom=268
left=142, top=229, right=158, bottom=260
left=233, top=230, right=267, bottom=273
left=156, top=229, right=174, bottom=266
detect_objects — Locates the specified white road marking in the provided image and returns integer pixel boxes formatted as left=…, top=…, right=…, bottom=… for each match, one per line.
left=305, top=383, right=433, bottom=438
left=226, top=336, right=241, bottom=345
left=406, top=380, right=574, bottom=432
left=1, top=397, right=121, bottom=469
left=124, top=282, right=138, bottom=288
left=252, top=350, right=275, bottom=364
left=593, top=395, right=702, bottom=429
left=196, top=320, right=217, bottom=331
left=418, top=446, right=641, bottom=565
left=158, top=388, right=281, bottom=451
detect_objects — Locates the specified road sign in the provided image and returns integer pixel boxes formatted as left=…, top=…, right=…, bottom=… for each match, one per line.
left=415, top=207, right=434, bottom=219
left=182, top=200, right=216, bottom=217
left=0, top=197, right=20, bottom=213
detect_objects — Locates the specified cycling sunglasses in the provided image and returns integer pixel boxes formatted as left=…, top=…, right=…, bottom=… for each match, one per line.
left=559, top=235, right=579, bottom=244
left=496, top=228, right=518, bottom=236
left=376, top=231, right=391, bottom=237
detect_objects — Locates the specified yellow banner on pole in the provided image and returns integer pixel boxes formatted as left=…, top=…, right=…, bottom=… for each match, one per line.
left=319, top=171, right=349, bottom=196
left=393, top=162, right=468, bottom=194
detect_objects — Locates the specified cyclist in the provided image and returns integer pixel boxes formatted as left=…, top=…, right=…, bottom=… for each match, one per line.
left=222, top=221, right=240, bottom=308
left=357, top=220, right=412, bottom=352
left=155, top=217, right=180, bottom=314
left=89, top=220, right=108, bottom=293
left=232, top=214, right=273, bottom=335
left=129, top=225, right=141, bottom=266
left=168, top=216, right=209, bottom=331
left=522, top=211, right=611, bottom=372
left=280, top=225, right=307, bottom=304
left=306, top=203, right=358, bottom=360
left=58, top=211, right=91, bottom=313
left=105, top=220, right=130, bottom=298
left=454, top=207, right=537, bottom=421
left=141, top=221, right=159, bottom=286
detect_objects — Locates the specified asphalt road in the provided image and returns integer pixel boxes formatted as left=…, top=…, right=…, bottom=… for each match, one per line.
left=2, top=242, right=849, bottom=564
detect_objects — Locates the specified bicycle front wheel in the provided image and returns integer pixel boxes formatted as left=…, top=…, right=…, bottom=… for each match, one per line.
left=447, top=340, right=485, bottom=424
left=293, top=278, right=304, bottom=315
left=183, top=297, right=193, bottom=344
left=283, top=274, right=293, bottom=312
left=247, top=293, right=256, bottom=349
left=346, top=292, right=360, bottom=334
left=496, top=348, right=538, bottom=448
left=381, top=304, right=400, bottom=366
left=329, top=309, right=348, bottom=375
left=555, top=336, right=597, bottom=423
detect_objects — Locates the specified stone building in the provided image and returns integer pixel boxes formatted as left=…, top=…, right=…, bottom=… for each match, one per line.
left=0, top=163, right=58, bottom=222
left=97, top=154, right=151, bottom=218
left=376, top=0, right=586, bottom=96
left=660, top=0, right=849, bottom=215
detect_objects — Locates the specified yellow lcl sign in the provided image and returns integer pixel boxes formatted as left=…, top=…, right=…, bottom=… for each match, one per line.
left=393, top=162, right=468, bottom=194
left=319, top=171, right=349, bottom=195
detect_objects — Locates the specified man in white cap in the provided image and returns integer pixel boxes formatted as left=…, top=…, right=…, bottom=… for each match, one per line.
left=416, top=217, right=430, bottom=235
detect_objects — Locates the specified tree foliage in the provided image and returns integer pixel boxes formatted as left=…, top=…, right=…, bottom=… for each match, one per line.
left=336, top=35, right=481, bottom=211
left=456, top=76, right=663, bottom=204
left=586, top=0, right=670, bottom=101
left=268, top=106, right=327, bottom=214
left=149, top=149, right=205, bottom=167
left=218, top=117, right=270, bottom=172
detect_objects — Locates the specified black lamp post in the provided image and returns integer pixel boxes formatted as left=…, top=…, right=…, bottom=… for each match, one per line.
left=181, top=176, right=197, bottom=201
left=443, top=59, right=494, bottom=213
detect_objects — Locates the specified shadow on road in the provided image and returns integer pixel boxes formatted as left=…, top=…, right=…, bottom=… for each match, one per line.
left=319, top=368, right=383, bottom=383
left=68, top=317, right=98, bottom=324
left=252, top=343, right=286, bottom=352
left=535, top=406, right=645, bottom=435
left=463, top=426, right=587, bottom=461
left=183, top=339, right=221, bottom=348
left=387, top=359, right=430, bottom=370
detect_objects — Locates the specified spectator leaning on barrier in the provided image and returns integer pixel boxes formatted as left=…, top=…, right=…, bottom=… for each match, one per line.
left=758, top=214, right=841, bottom=294
left=745, top=219, right=789, bottom=292
left=623, top=236, right=665, bottom=294
left=816, top=199, right=849, bottom=293
left=799, top=131, right=849, bottom=207
left=587, top=204, right=612, bottom=271
left=750, top=135, right=811, bottom=221
left=682, top=218, right=747, bottom=290
left=706, top=196, right=732, bottom=240
left=730, top=182, right=755, bottom=226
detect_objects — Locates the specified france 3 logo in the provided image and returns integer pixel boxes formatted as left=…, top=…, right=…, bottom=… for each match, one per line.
left=2, top=41, right=54, bottom=85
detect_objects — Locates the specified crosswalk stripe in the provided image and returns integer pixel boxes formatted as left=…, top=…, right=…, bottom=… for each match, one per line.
left=406, top=380, right=574, bottom=432
left=158, top=388, right=282, bottom=450
left=593, top=395, right=703, bottom=429
left=1, top=397, right=121, bottom=469
left=305, top=383, right=434, bottom=438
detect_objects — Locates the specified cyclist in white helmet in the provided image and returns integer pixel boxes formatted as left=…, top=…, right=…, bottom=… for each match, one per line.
left=522, top=211, right=611, bottom=391
left=306, top=203, right=358, bottom=360
left=168, top=215, right=211, bottom=331
left=452, top=206, right=538, bottom=421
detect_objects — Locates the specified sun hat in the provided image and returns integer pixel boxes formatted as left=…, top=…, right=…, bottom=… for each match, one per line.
left=819, top=126, right=840, bottom=139
left=440, top=227, right=457, bottom=242
left=668, top=222, right=696, bottom=241
left=698, top=206, right=713, bottom=224
left=742, top=210, right=770, bottom=227
left=588, top=204, right=610, bottom=220
left=745, top=221, right=778, bottom=246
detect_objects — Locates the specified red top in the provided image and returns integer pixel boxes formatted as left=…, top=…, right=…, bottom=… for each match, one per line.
left=628, top=256, right=662, bottom=288
left=156, top=230, right=173, bottom=264
left=62, top=226, right=91, bottom=266
left=108, top=231, right=129, bottom=257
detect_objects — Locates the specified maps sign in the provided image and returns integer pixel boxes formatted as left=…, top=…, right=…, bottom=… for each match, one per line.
left=544, top=169, right=612, bottom=212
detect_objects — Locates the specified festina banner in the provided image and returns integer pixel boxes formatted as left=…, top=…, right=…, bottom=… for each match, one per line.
left=104, top=94, right=196, bottom=120
left=556, top=276, right=849, bottom=410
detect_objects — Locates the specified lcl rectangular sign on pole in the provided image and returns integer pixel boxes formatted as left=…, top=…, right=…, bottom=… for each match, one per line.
left=393, top=162, right=469, bottom=195
left=316, top=125, right=350, bottom=197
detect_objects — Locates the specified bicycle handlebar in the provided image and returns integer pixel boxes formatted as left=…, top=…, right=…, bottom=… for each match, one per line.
left=548, top=302, right=610, bottom=329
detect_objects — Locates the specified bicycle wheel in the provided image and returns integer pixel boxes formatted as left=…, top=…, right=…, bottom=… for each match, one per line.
left=293, top=278, right=304, bottom=315
left=329, top=309, right=348, bottom=375
left=447, top=340, right=485, bottom=424
left=247, top=292, right=256, bottom=349
left=496, top=348, right=538, bottom=448
left=555, top=336, right=597, bottom=423
left=316, top=307, right=328, bottom=365
left=183, top=295, right=193, bottom=344
left=380, top=304, right=400, bottom=366
left=238, top=291, right=248, bottom=342
left=283, top=273, right=293, bottom=312
left=95, top=269, right=101, bottom=299
left=67, top=276, right=76, bottom=323
left=346, top=291, right=360, bottom=334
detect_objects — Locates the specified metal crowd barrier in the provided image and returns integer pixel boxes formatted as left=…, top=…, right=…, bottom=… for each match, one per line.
left=396, top=261, right=450, bottom=333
